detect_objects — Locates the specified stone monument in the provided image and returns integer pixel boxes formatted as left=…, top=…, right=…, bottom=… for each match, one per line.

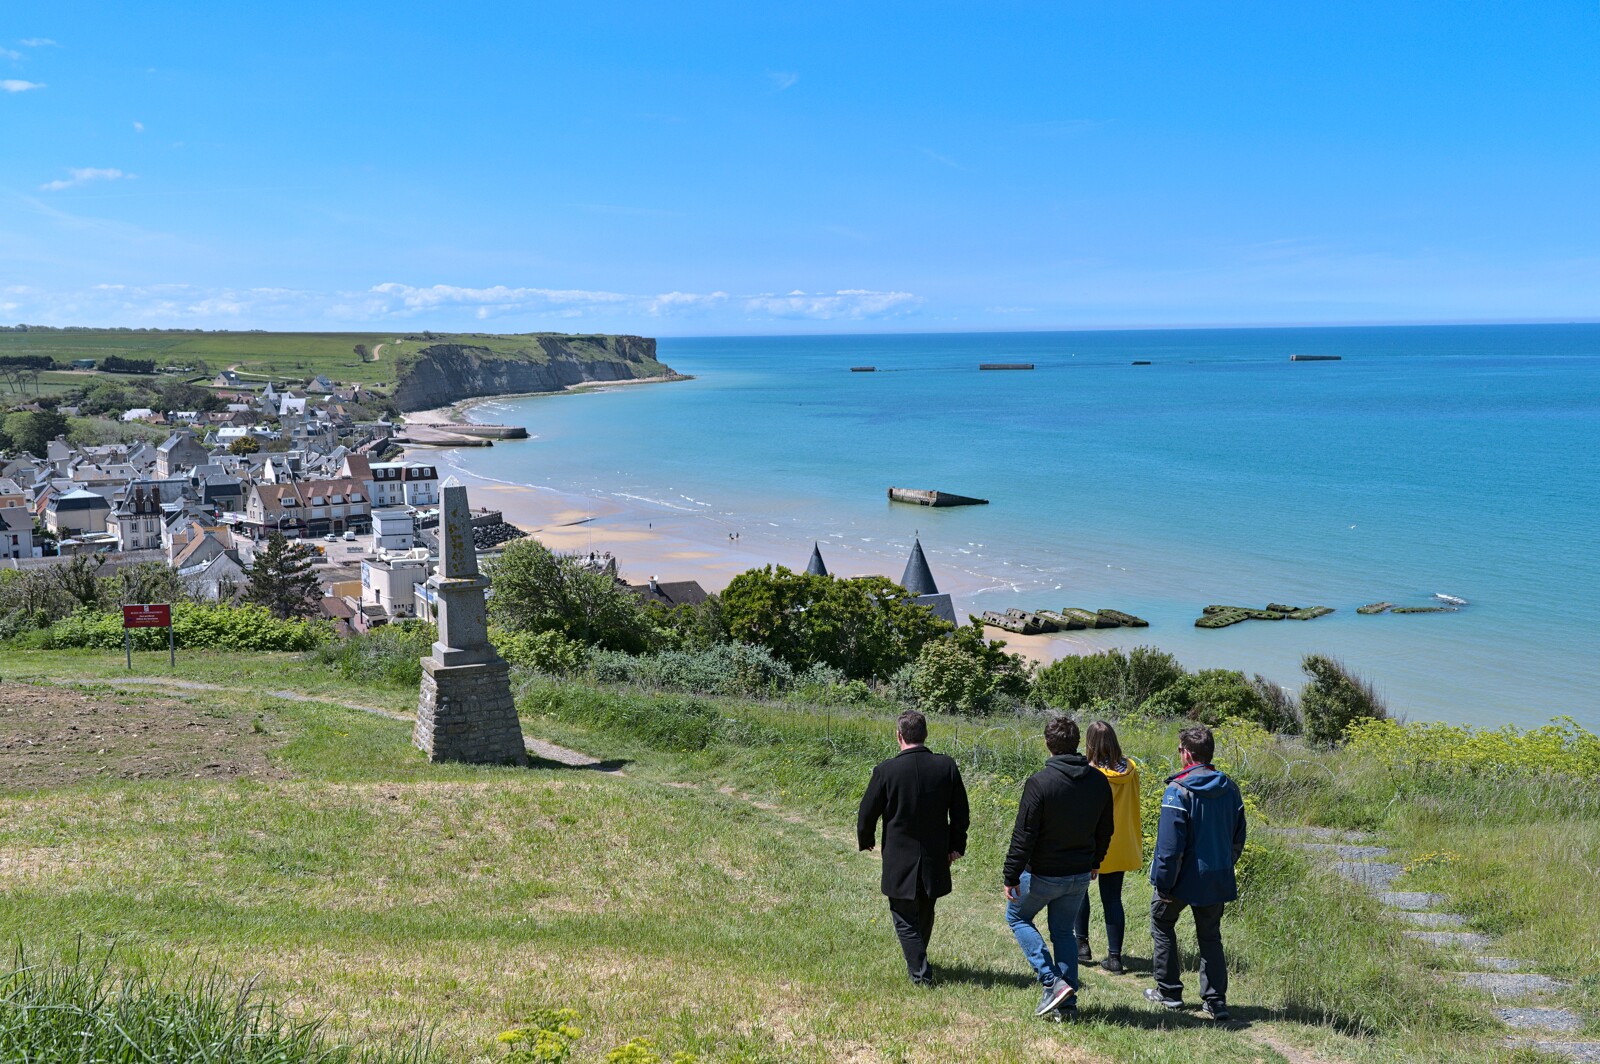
left=414, top=485, right=528, bottom=765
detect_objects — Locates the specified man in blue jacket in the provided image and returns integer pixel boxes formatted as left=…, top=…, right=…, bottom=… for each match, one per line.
left=1144, top=724, right=1247, bottom=1022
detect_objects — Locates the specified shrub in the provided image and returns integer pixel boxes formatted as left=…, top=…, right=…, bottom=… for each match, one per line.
left=315, top=620, right=436, bottom=686
left=46, top=603, right=327, bottom=652
left=1033, top=646, right=1185, bottom=713
left=586, top=643, right=794, bottom=698
left=523, top=683, right=722, bottom=752
left=493, top=627, right=591, bottom=675
left=487, top=538, right=657, bottom=653
left=1345, top=715, right=1600, bottom=782
left=1138, top=668, right=1299, bottom=733
left=1301, top=654, right=1388, bottom=745
left=910, top=622, right=1032, bottom=716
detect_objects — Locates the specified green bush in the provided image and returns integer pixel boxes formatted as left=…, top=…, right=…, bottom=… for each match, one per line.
left=1138, top=668, right=1299, bottom=733
left=46, top=603, right=328, bottom=652
left=910, top=622, right=1033, bottom=716
left=587, top=643, right=794, bottom=698
left=1032, top=646, right=1184, bottom=713
left=315, top=620, right=436, bottom=686
left=1301, top=654, right=1388, bottom=745
left=493, top=626, right=591, bottom=675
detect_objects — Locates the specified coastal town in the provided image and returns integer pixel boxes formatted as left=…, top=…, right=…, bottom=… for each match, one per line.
left=0, top=363, right=584, bottom=634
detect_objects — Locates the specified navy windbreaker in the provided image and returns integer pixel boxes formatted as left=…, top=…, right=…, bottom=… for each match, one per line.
left=1148, top=764, right=1247, bottom=906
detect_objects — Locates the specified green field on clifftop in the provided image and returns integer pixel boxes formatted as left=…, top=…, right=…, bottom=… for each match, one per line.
left=0, top=328, right=663, bottom=394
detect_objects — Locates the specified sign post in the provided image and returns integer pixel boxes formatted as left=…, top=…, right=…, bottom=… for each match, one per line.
left=122, top=603, right=174, bottom=670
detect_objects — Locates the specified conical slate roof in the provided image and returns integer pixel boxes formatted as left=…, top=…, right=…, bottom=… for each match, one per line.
left=806, top=542, right=829, bottom=577
left=900, top=537, right=939, bottom=597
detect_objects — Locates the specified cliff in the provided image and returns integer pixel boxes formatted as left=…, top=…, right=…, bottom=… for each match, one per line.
left=389, top=333, right=674, bottom=412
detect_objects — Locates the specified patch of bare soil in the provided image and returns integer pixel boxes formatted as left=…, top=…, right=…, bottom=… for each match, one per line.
left=0, top=682, right=285, bottom=790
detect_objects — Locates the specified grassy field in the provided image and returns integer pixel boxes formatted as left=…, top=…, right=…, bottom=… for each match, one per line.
left=0, top=329, right=664, bottom=397
left=1, top=648, right=1591, bottom=1062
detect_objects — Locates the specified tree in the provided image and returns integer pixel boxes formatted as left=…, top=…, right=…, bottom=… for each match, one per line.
left=228, top=435, right=262, bottom=455
left=1137, top=668, right=1302, bottom=732
left=485, top=538, right=655, bottom=652
left=245, top=532, right=322, bottom=619
left=720, top=565, right=953, bottom=680
left=2, top=410, right=69, bottom=456
left=911, top=620, right=1033, bottom=715
left=51, top=554, right=106, bottom=612
left=1301, top=655, right=1388, bottom=745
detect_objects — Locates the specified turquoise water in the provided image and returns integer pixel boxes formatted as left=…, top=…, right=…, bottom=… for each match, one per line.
left=449, top=325, right=1600, bottom=729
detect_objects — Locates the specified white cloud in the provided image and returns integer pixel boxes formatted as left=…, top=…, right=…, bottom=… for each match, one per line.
left=19, top=38, right=58, bottom=47
left=766, top=70, right=798, bottom=91
left=743, top=289, right=921, bottom=319
left=0, top=281, right=923, bottom=328
left=133, top=120, right=144, bottom=132
left=40, top=167, right=133, bottom=191
left=2, top=79, right=44, bottom=92
left=0, top=47, right=21, bottom=60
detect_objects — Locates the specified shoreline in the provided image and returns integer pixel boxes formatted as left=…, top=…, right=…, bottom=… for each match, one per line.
left=401, top=372, right=694, bottom=426
left=412, top=443, right=1081, bottom=666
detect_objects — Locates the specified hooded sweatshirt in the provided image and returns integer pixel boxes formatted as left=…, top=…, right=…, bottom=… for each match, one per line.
left=1149, top=764, right=1247, bottom=906
left=1002, top=753, right=1114, bottom=886
left=1095, top=758, right=1144, bottom=874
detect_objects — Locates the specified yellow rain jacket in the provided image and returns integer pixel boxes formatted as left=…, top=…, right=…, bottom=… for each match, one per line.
left=1096, top=758, right=1144, bottom=874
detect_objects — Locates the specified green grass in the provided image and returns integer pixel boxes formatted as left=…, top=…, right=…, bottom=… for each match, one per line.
left=0, top=647, right=1590, bottom=1062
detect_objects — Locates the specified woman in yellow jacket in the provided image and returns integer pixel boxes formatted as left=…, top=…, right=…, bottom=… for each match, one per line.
left=1075, top=720, right=1142, bottom=974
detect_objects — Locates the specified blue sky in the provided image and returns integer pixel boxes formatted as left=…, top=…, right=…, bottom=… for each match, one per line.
left=3, top=3, right=1598, bottom=334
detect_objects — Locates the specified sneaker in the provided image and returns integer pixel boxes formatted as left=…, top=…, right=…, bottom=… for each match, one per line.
left=1037, top=979, right=1075, bottom=1016
left=1077, top=939, right=1093, bottom=963
left=1201, top=1000, right=1231, bottom=1022
left=1100, top=953, right=1124, bottom=974
left=1143, top=987, right=1183, bottom=1010
left=1053, top=1002, right=1078, bottom=1023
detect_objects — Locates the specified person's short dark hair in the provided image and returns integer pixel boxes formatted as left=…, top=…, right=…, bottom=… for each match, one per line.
left=1179, top=724, right=1215, bottom=764
left=1085, top=720, right=1123, bottom=768
left=897, top=709, right=928, bottom=745
left=1044, top=715, right=1079, bottom=755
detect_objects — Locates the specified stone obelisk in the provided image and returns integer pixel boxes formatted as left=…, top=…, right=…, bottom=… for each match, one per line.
left=414, top=485, right=527, bottom=765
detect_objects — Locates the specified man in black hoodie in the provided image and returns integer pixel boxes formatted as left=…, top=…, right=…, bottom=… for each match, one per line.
left=1003, top=716, right=1114, bottom=1019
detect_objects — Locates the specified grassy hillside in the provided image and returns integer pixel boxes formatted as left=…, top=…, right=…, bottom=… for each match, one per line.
left=1, top=648, right=1593, bottom=1063
left=0, top=329, right=669, bottom=399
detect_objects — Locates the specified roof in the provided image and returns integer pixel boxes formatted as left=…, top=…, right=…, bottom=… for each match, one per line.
left=806, top=542, right=829, bottom=577
left=49, top=487, right=111, bottom=512
left=900, top=537, right=939, bottom=597
left=627, top=579, right=709, bottom=609
left=0, top=507, right=31, bottom=532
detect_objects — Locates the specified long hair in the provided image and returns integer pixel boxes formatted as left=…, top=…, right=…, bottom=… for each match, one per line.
left=1084, top=720, right=1124, bottom=769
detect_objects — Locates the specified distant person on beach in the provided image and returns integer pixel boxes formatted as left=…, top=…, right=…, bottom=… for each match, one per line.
left=1076, top=721, right=1142, bottom=974
left=857, top=710, right=970, bottom=987
left=1003, top=716, right=1113, bottom=1020
left=1144, top=724, right=1247, bottom=1022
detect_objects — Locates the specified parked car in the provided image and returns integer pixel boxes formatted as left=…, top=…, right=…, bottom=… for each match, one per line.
left=343, top=530, right=356, bottom=541
left=324, top=533, right=337, bottom=542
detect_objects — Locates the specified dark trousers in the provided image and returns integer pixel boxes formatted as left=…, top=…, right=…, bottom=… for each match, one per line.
left=1150, top=896, right=1227, bottom=1004
left=888, top=892, right=938, bottom=983
left=1074, top=871, right=1127, bottom=955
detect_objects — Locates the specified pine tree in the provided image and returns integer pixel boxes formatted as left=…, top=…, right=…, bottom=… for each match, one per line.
left=245, top=532, right=322, bottom=619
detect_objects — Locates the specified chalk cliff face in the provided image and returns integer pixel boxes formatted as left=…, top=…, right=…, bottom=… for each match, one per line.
left=391, top=335, right=671, bottom=412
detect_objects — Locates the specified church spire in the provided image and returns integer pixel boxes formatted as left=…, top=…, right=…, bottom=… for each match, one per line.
left=900, top=537, right=938, bottom=597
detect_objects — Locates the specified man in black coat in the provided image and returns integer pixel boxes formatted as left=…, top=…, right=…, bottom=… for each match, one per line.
left=857, top=709, right=970, bottom=986
left=1003, top=716, right=1114, bottom=1019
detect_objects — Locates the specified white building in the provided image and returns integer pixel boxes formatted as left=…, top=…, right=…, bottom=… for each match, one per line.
left=361, top=554, right=432, bottom=619
left=372, top=507, right=416, bottom=552
left=368, top=462, right=440, bottom=508
left=1, top=507, right=34, bottom=560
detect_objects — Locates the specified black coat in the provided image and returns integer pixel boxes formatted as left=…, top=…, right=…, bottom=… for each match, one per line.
left=857, top=746, right=971, bottom=901
left=1002, top=753, right=1115, bottom=886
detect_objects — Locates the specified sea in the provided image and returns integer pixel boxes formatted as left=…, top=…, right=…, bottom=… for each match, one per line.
left=443, top=324, right=1600, bottom=731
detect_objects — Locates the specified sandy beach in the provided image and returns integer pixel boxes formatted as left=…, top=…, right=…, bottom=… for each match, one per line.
left=410, top=428, right=1081, bottom=665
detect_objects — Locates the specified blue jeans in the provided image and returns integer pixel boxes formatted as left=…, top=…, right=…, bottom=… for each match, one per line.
left=1006, top=870, right=1093, bottom=989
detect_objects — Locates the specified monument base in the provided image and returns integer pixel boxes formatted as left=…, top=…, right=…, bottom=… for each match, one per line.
left=415, top=657, right=528, bottom=765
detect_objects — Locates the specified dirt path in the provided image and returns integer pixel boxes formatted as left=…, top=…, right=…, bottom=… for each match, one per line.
left=370, top=343, right=385, bottom=362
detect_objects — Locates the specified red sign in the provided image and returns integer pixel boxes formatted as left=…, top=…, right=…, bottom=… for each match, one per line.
left=122, top=603, right=172, bottom=629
